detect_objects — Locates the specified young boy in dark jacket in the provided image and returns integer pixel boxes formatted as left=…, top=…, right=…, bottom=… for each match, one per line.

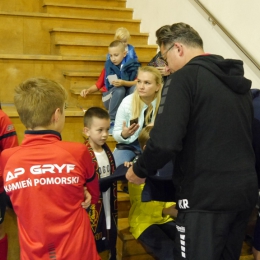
left=80, top=40, right=140, bottom=134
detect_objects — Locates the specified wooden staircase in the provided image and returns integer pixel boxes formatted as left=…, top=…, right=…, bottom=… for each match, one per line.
left=2, top=1, right=255, bottom=259
left=1, top=1, right=157, bottom=259
left=0, top=0, right=157, bottom=148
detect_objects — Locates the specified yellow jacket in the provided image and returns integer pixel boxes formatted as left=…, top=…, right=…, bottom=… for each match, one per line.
left=128, top=182, right=175, bottom=239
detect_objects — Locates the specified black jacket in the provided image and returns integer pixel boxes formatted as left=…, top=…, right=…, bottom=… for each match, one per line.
left=134, top=54, right=258, bottom=212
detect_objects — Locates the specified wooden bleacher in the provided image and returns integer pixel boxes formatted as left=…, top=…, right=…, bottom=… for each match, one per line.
left=1, top=1, right=255, bottom=259
left=0, top=0, right=157, bottom=148
left=0, top=1, right=157, bottom=259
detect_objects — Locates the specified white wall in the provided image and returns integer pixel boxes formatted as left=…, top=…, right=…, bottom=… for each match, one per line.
left=126, top=0, right=260, bottom=89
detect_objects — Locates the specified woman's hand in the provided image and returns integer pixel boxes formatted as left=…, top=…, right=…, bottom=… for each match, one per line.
left=121, top=121, right=139, bottom=139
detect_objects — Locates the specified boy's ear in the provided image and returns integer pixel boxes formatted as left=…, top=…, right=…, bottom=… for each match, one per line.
left=83, top=126, right=90, bottom=137
left=123, top=50, right=127, bottom=57
left=142, top=144, right=146, bottom=150
left=53, top=108, right=61, bottom=123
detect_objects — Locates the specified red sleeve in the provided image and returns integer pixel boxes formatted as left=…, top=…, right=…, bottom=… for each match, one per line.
left=0, top=110, right=19, bottom=192
left=82, top=150, right=100, bottom=204
left=0, top=111, right=19, bottom=151
left=96, top=68, right=107, bottom=93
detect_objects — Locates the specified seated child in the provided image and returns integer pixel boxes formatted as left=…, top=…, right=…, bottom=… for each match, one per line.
left=83, top=107, right=117, bottom=260
left=126, top=125, right=177, bottom=260
left=1, top=78, right=100, bottom=260
left=106, top=27, right=138, bottom=61
left=80, top=40, right=140, bottom=134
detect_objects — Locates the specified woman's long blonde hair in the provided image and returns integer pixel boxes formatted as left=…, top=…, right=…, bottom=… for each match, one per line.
left=131, top=66, right=163, bottom=125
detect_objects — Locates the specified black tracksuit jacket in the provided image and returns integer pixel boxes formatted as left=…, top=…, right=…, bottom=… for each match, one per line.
left=134, top=54, right=258, bottom=212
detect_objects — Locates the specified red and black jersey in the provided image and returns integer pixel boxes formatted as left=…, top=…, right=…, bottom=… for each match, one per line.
left=1, top=130, right=100, bottom=260
left=0, top=109, right=18, bottom=193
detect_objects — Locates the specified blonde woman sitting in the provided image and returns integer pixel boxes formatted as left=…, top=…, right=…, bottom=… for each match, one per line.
left=112, top=66, right=163, bottom=167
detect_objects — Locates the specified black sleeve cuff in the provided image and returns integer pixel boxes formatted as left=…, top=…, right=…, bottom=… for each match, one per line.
left=133, top=154, right=149, bottom=178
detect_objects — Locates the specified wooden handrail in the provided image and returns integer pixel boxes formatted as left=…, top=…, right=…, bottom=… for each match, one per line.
left=194, top=0, right=260, bottom=70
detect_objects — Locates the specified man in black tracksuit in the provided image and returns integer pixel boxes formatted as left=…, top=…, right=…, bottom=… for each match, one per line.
left=126, top=23, right=258, bottom=260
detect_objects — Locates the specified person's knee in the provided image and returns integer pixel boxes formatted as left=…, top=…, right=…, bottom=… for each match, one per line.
left=113, top=149, right=135, bottom=167
left=112, top=87, right=126, bottom=98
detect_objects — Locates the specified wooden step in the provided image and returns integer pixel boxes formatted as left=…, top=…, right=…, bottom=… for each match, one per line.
left=52, top=41, right=158, bottom=57
left=76, top=95, right=105, bottom=112
left=43, top=3, right=133, bottom=19
left=0, top=0, right=42, bottom=12
left=0, top=54, right=150, bottom=105
left=0, top=11, right=141, bottom=55
left=0, top=54, right=107, bottom=104
left=0, top=0, right=126, bottom=13
left=64, top=71, right=101, bottom=92
left=43, top=0, right=127, bottom=8
left=117, top=192, right=130, bottom=219
left=117, top=218, right=154, bottom=260
left=50, top=28, right=149, bottom=46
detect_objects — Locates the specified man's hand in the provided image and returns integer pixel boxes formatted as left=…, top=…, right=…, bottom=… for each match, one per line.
left=81, top=187, right=91, bottom=209
left=126, top=166, right=146, bottom=185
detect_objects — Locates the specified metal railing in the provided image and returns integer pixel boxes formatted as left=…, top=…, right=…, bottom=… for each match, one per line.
left=194, top=0, right=260, bottom=70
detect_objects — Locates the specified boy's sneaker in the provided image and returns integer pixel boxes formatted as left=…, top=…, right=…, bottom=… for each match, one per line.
left=109, top=121, right=114, bottom=136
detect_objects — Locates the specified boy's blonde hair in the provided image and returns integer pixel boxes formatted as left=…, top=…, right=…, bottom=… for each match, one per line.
left=114, top=27, right=130, bottom=41
left=14, top=78, right=67, bottom=129
left=84, top=107, right=110, bottom=127
left=138, top=125, right=153, bottom=150
left=132, top=66, right=162, bottom=125
left=109, top=40, right=126, bottom=52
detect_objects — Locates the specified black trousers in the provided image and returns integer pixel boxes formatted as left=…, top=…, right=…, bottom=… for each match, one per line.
left=175, top=209, right=254, bottom=260
left=138, top=221, right=176, bottom=260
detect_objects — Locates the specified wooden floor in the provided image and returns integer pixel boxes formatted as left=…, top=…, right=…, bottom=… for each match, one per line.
left=4, top=207, right=256, bottom=260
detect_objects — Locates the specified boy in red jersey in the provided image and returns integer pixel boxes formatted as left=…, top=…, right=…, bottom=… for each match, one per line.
left=0, top=104, right=19, bottom=260
left=0, top=78, right=101, bottom=260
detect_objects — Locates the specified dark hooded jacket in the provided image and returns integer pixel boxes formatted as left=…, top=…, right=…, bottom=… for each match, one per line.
left=104, top=58, right=140, bottom=91
left=251, top=89, right=260, bottom=188
left=133, top=54, right=258, bottom=212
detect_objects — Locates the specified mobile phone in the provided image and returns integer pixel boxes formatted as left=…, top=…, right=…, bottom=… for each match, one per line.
left=130, top=118, right=138, bottom=125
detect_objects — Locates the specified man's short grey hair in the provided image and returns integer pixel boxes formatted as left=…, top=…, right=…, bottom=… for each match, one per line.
left=156, top=23, right=203, bottom=49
